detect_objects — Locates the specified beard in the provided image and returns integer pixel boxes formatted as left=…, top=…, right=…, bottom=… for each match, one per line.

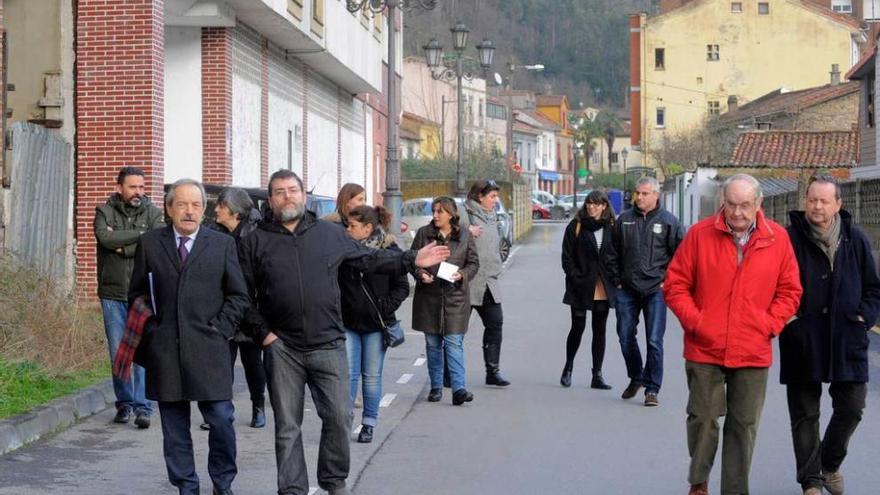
left=276, top=203, right=305, bottom=223
left=127, top=196, right=142, bottom=208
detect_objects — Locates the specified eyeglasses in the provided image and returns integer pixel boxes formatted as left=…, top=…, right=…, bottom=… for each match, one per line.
left=480, top=179, right=499, bottom=195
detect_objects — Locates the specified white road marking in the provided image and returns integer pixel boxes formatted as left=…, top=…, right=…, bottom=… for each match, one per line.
left=379, top=394, right=397, bottom=408
left=503, top=245, right=521, bottom=268
left=413, top=357, right=426, bottom=366
left=397, top=373, right=414, bottom=384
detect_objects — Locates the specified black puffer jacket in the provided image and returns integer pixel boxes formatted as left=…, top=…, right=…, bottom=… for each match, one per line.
left=215, top=208, right=262, bottom=342
left=238, top=211, right=416, bottom=350
left=339, top=230, right=410, bottom=333
left=607, top=205, right=683, bottom=296
left=561, top=211, right=617, bottom=310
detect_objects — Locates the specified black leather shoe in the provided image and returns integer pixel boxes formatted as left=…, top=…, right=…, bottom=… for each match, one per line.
left=134, top=412, right=151, bottom=429
left=357, top=425, right=374, bottom=443
left=250, top=405, right=266, bottom=428
left=486, top=371, right=511, bottom=387
left=212, top=486, right=233, bottom=495
left=427, top=388, right=442, bottom=402
left=590, top=370, right=612, bottom=390
left=621, top=381, right=642, bottom=400
left=452, top=389, right=474, bottom=406
left=113, top=406, right=132, bottom=424
left=560, top=367, right=573, bottom=387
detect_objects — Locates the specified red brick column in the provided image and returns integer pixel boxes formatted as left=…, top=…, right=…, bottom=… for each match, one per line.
left=260, top=39, right=269, bottom=187
left=201, top=27, right=232, bottom=185
left=75, top=0, right=164, bottom=298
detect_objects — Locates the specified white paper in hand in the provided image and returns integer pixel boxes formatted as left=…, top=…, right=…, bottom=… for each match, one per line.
left=437, top=261, right=460, bottom=283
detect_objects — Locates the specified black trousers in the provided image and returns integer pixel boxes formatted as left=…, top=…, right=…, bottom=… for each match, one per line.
left=786, top=382, right=866, bottom=490
left=473, top=290, right=504, bottom=348
left=230, top=340, right=266, bottom=404
left=565, top=301, right=610, bottom=371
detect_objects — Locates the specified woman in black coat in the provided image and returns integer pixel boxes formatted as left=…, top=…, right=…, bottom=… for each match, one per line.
left=411, top=197, right=480, bottom=406
left=560, top=190, right=617, bottom=389
left=339, top=205, right=409, bottom=443
left=211, top=187, right=267, bottom=429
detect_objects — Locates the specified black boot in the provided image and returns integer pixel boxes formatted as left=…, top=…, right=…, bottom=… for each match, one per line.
left=590, top=369, right=612, bottom=390
left=484, top=344, right=511, bottom=386
left=250, top=399, right=266, bottom=428
left=560, top=363, right=573, bottom=388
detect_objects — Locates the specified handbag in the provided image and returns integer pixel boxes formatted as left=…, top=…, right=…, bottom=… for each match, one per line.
left=383, top=322, right=405, bottom=348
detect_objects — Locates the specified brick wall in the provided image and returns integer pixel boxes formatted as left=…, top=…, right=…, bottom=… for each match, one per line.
left=202, top=27, right=232, bottom=185
left=75, top=0, right=164, bottom=298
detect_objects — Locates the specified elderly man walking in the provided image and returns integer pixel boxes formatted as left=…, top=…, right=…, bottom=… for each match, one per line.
left=781, top=174, right=880, bottom=495
left=128, top=179, right=250, bottom=495
left=664, top=174, right=802, bottom=495
left=607, top=176, right=683, bottom=406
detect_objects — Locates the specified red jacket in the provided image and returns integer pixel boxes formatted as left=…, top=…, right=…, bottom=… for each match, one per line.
left=664, top=210, right=802, bottom=368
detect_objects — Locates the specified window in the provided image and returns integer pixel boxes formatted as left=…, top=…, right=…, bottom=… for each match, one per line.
left=311, top=0, right=324, bottom=37
left=654, top=48, right=665, bottom=70
left=287, top=0, right=303, bottom=20
left=696, top=77, right=704, bottom=84
left=866, top=0, right=880, bottom=21
left=758, top=2, right=769, bottom=15
left=756, top=122, right=773, bottom=130
left=656, top=107, right=666, bottom=128
left=611, top=152, right=619, bottom=164
left=707, top=44, right=719, bottom=61
left=730, top=2, right=742, bottom=13
left=832, top=0, right=852, bottom=12
left=487, top=103, right=507, bottom=120
left=708, top=101, right=721, bottom=116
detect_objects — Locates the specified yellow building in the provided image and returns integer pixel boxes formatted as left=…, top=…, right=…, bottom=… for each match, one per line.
left=401, top=112, right=441, bottom=160
left=629, top=0, right=863, bottom=169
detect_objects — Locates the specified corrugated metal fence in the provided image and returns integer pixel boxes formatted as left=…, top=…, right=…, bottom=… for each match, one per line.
left=5, top=122, right=72, bottom=280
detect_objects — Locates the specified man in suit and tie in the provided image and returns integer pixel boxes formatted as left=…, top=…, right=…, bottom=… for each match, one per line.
left=129, top=178, right=250, bottom=495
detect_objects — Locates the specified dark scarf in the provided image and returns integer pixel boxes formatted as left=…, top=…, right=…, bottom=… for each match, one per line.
left=577, top=209, right=606, bottom=233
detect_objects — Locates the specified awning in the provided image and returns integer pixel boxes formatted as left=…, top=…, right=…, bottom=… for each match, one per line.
left=538, top=170, right=559, bottom=182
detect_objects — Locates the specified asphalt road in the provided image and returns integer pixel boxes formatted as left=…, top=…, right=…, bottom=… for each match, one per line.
left=2, top=222, right=880, bottom=494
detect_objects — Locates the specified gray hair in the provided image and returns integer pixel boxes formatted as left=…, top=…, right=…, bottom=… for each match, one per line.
left=807, top=172, right=841, bottom=200
left=165, top=178, right=207, bottom=209
left=636, top=176, right=660, bottom=193
left=722, top=173, right=763, bottom=201
left=217, top=187, right=254, bottom=220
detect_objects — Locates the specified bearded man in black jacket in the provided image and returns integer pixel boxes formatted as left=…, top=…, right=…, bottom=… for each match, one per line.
left=238, top=170, right=449, bottom=495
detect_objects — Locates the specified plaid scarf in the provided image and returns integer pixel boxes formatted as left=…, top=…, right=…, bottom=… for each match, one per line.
left=112, top=296, right=154, bottom=381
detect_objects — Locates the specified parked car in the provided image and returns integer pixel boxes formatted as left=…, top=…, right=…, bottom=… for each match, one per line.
left=556, top=190, right=591, bottom=217
left=400, top=196, right=514, bottom=262
left=532, top=199, right=551, bottom=220
left=531, top=190, right=557, bottom=209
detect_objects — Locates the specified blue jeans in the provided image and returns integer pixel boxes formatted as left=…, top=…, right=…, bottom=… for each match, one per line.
left=101, top=298, right=151, bottom=414
left=615, top=288, right=667, bottom=394
left=345, top=329, right=388, bottom=427
left=424, top=334, right=466, bottom=392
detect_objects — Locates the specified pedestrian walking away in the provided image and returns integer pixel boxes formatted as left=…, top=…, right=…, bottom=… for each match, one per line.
left=126, top=178, right=250, bottom=495
left=340, top=204, right=410, bottom=444
left=324, top=182, right=366, bottom=227
left=412, top=196, right=480, bottom=406
left=780, top=173, right=880, bottom=495
left=560, top=190, right=618, bottom=390
left=237, top=170, right=450, bottom=495
left=607, top=176, right=683, bottom=406
left=464, top=179, right=511, bottom=387
left=213, top=187, right=268, bottom=430
left=664, top=173, right=802, bottom=495
left=94, top=166, right=165, bottom=429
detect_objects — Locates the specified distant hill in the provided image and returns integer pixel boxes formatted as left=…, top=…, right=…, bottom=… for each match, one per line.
left=403, top=0, right=657, bottom=112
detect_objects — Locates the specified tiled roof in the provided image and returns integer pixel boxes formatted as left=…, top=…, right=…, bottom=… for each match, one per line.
left=719, top=82, right=859, bottom=125
left=847, top=46, right=876, bottom=80
left=536, top=94, right=566, bottom=107
left=521, top=110, right=562, bottom=131
left=726, top=130, right=858, bottom=168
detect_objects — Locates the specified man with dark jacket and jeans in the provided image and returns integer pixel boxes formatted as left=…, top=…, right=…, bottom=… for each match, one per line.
left=781, top=174, right=880, bottom=495
left=238, top=170, right=449, bottom=495
left=607, top=176, right=683, bottom=406
left=94, top=166, right=164, bottom=428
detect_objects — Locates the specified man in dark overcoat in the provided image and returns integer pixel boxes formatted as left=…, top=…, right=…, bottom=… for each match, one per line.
left=129, top=178, right=249, bottom=495
left=781, top=174, right=880, bottom=495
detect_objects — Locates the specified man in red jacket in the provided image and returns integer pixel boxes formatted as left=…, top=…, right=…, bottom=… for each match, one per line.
left=664, top=174, right=802, bottom=495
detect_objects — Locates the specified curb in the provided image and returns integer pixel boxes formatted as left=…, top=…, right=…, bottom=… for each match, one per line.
left=0, top=379, right=114, bottom=455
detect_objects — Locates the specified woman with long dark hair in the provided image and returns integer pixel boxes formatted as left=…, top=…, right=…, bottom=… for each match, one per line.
left=339, top=205, right=409, bottom=443
left=411, top=197, right=480, bottom=405
left=560, top=190, right=617, bottom=390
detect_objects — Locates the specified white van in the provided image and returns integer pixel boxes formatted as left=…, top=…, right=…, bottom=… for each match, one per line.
left=531, top=190, right=557, bottom=209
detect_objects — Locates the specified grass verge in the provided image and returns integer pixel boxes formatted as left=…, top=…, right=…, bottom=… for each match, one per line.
left=0, top=360, right=109, bottom=419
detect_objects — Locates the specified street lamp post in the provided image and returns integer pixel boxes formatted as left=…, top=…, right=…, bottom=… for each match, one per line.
left=423, top=23, right=495, bottom=197
left=346, top=0, right=438, bottom=235
left=504, top=62, right=543, bottom=186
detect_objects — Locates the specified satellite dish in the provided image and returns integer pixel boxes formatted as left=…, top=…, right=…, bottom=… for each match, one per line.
left=494, top=72, right=503, bottom=86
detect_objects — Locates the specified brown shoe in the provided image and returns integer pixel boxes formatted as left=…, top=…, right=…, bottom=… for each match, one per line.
left=644, top=392, right=659, bottom=407
left=688, top=482, right=709, bottom=495
left=823, top=470, right=844, bottom=495
left=621, top=381, right=642, bottom=400
left=803, top=487, right=822, bottom=495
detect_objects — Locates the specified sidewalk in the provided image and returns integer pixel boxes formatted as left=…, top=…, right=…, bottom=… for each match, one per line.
left=0, top=298, right=431, bottom=495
